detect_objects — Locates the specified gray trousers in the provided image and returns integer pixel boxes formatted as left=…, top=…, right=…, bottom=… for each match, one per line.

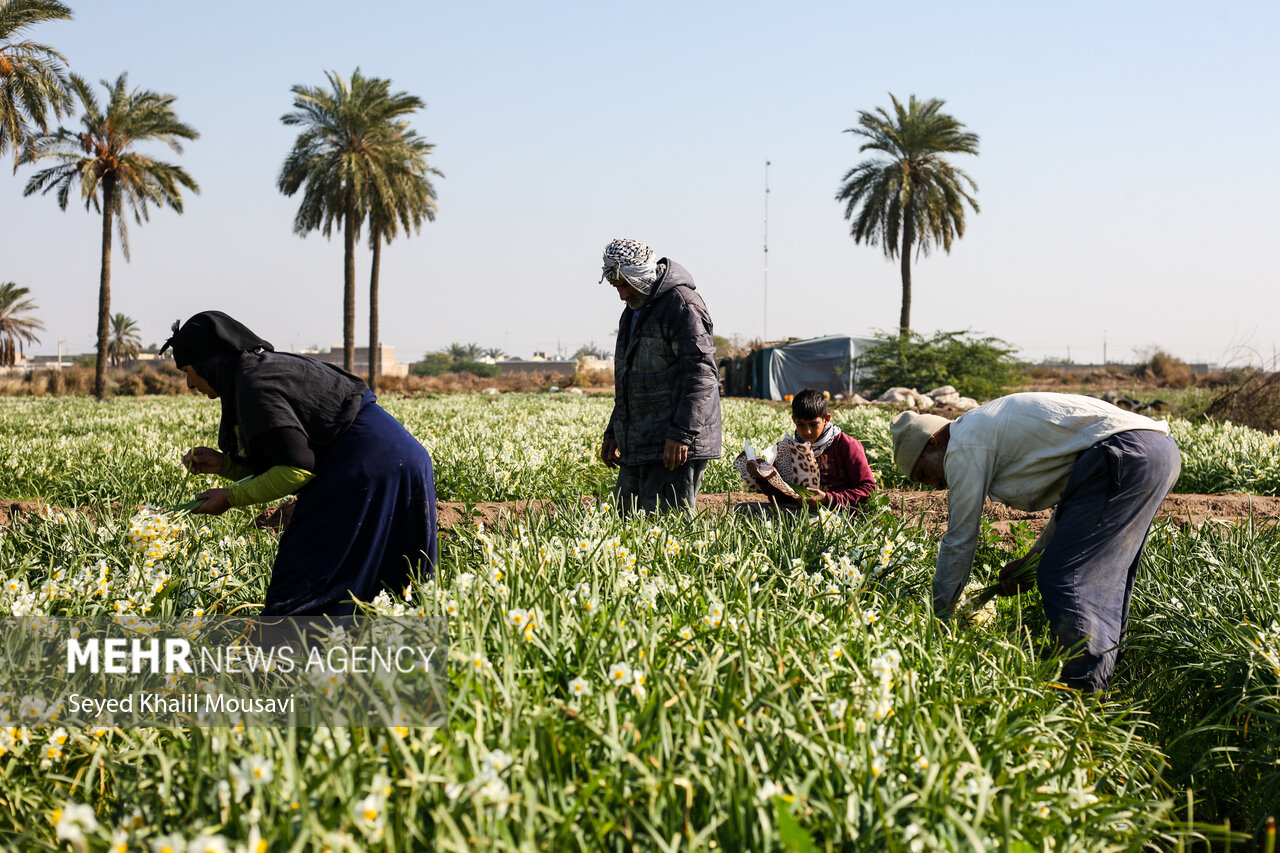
left=1038, top=429, right=1181, bottom=692
left=614, top=460, right=709, bottom=517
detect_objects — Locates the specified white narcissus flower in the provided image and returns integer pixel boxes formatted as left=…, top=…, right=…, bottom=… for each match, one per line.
left=755, top=778, right=784, bottom=803
left=483, top=748, right=514, bottom=774
left=354, top=793, right=386, bottom=838
left=608, top=662, right=632, bottom=686
left=568, top=676, right=591, bottom=697
left=244, top=754, right=273, bottom=785
left=149, top=832, right=187, bottom=853
left=188, top=835, right=231, bottom=853
left=55, top=802, right=99, bottom=846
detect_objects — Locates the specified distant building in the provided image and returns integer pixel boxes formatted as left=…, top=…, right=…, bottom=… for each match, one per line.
left=310, top=346, right=409, bottom=378
left=494, top=356, right=609, bottom=376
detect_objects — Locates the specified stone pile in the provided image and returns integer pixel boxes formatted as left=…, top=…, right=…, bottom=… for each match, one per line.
left=873, top=385, right=979, bottom=411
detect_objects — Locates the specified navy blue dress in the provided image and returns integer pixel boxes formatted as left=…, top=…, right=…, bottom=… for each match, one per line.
left=261, top=390, right=437, bottom=617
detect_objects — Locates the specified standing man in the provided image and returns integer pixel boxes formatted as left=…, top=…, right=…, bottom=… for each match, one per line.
left=890, top=392, right=1181, bottom=692
left=599, top=238, right=722, bottom=515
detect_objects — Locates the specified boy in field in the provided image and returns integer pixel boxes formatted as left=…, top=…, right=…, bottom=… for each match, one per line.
left=788, top=389, right=878, bottom=510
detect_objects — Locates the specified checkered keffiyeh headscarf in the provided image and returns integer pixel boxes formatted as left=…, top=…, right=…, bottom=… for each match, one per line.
left=601, top=238, right=659, bottom=295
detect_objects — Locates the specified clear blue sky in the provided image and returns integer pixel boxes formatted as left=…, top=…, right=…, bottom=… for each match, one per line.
left=4, top=0, right=1278, bottom=366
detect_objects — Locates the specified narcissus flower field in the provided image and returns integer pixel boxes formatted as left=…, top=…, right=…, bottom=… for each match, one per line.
left=0, top=395, right=1277, bottom=851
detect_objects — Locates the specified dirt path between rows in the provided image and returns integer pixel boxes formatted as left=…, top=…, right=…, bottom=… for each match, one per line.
left=3, top=492, right=1277, bottom=541
left=433, top=491, right=1280, bottom=537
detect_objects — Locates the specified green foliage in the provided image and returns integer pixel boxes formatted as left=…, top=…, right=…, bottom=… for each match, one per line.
left=23, top=73, right=200, bottom=258
left=107, top=312, right=141, bottom=366
left=278, top=68, right=438, bottom=377
left=1171, top=418, right=1280, bottom=495
left=410, top=352, right=497, bottom=379
left=0, top=280, right=44, bottom=366
left=857, top=329, right=1022, bottom=401
left=453, top=359, right=498, bottom=378
left=1123, top=521, right=1280, bottom=836
left=22, top=71, right=199, bottom=398
left=0, top=0, right=73, bottom=169
left=836, top=93, right=980, bottom=333
left=1, top=396, right=1279, bottom=848
left=411, top=352, right=455, bottom=377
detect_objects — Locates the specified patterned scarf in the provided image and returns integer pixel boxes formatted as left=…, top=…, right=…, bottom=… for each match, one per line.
left=601, top=238, right=659, bottom=295
left=807, top=422, right=842, bottom=456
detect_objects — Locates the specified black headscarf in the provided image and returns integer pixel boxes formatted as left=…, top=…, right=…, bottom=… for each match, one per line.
left=160, top=310, right=274, bottom=368
left=162, top=312, right=366, bottom=469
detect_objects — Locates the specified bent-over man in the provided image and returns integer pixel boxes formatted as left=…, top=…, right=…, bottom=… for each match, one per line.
left=891, top=392, right=1180, bottom=692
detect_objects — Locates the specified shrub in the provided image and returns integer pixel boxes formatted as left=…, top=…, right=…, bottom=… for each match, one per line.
left=411, top=352, right=455, bottom=377
left=1135, top=348, right=1193, bottom=388
left=856, top=330, right=1022, bottom=401
left=43, top=366, right=93, bottom=396
left=1206, top=368, right=1280, bottom=433
left=572, top=358, right=613, bottom=388
left=411, top=353, right=499, bottom=378
left=453, top=359, right=499, bottom=378
left=117, top=371, right=148, bottom=396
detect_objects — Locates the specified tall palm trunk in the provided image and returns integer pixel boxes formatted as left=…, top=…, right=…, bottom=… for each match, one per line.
left=898, top=214, right=915, bottom=339
left=342, top=188, right=356, bottom=373
left=368, top=226, right=382, bottom=393
left=95, top=175, right=115, bottom=399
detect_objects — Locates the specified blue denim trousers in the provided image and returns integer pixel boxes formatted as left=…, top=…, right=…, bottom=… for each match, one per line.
left=614, top=460, right=709, bottom=517
left=1037, top=429, right=1181, bottom=692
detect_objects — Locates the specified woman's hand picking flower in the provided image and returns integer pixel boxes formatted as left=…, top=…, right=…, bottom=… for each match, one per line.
left=183, top=446, right=225, bottom=475
left=191, top=488, right=231, bottom=515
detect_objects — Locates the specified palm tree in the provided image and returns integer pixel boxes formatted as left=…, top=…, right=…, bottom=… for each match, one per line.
left=483, top=346, right=504, bottom=360
left=0, top=280, right=43, bottom=365
left=107, top=311, right=140, bottom=366
left=836, top=93, right=979, bottom=336
left=278, top=68, right=427, bottom=375
left=446, top=342, right=469, bottom=361
left=0, top=0, right=72, bottom=172
left=23, top=72, right=199, bottom=398
left=365, top=123, right=440, bottom=392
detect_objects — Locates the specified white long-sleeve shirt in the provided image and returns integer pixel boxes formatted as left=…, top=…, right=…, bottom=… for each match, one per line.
left=934, top=393, right=1170, bottom=613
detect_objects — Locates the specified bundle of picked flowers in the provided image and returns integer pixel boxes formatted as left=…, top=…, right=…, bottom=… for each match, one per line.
left=733, top=438, right=821, bottom=502
left=971, top=552, right=1041, bottom=609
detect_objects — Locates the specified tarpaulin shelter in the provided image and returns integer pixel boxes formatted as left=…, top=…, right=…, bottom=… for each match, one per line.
left=723, top=335, right=877, bottom=400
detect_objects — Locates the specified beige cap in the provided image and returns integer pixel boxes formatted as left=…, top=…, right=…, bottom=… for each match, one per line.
left=890, top=411, right=951, bottom=477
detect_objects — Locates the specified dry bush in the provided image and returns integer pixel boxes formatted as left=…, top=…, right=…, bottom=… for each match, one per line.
left=1206, top=369, right=1280, bottom=433
left=571, top=363, right=613, bottom=388
left=42, top=367, right=93, bottom=396
left=117, top=371, right=149, bottom=396
left=0, top=364, right=187, bottom=397
left=1136, top=350, right=1194, bottom=388
left=1194, top=369, right=1231, bottom=389
left=377, top=370, right=572, bottom=395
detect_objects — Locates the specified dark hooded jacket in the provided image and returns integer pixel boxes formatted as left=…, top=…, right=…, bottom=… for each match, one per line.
left=605, top=259, right=723, bottom=464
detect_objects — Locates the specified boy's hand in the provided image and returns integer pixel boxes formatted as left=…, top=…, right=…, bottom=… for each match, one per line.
left=183, top=446, right=225, bottom=475
left=600, top=437, right=621, bottom=469
left=804, top=488, right=828, bottom=505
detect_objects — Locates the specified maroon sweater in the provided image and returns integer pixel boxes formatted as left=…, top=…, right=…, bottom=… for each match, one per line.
left=812, top=432, right=877, bottom=509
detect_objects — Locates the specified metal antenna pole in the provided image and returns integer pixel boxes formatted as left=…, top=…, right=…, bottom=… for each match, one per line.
left=763, top=160, right=770, bottom=342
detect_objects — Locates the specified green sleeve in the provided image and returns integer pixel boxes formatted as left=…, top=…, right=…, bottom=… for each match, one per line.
left=220, top=457, right=253, bottom=481
left=226, top=465, right=314, bottom=508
